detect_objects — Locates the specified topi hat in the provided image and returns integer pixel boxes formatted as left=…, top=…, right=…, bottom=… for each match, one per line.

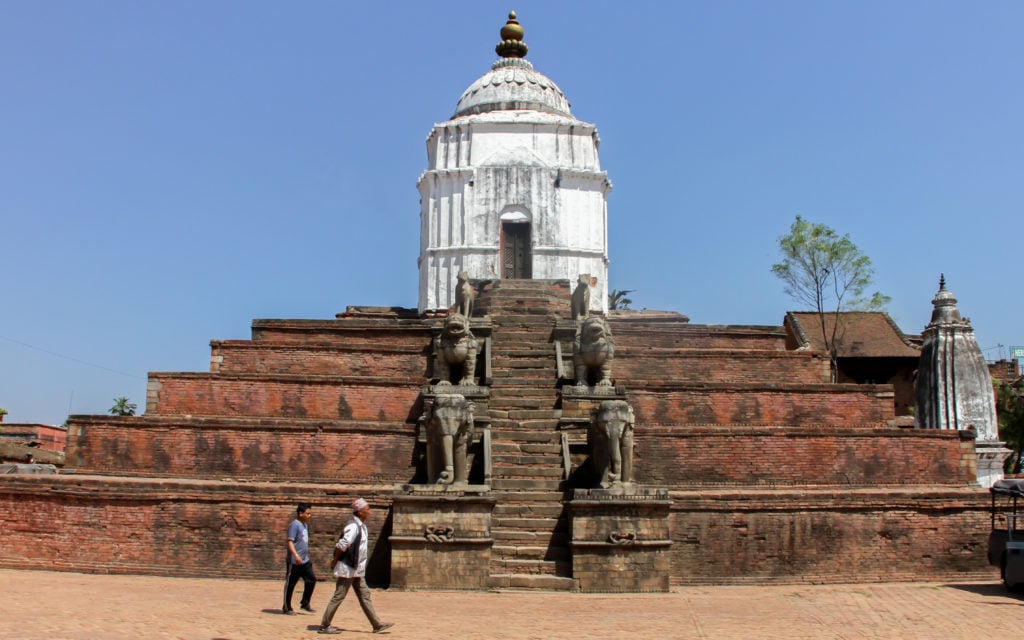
left=351, top=498, right=369, bottom=512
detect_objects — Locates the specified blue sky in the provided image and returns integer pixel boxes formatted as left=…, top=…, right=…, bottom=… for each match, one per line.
left=2, top=1, right=1021, bottom=425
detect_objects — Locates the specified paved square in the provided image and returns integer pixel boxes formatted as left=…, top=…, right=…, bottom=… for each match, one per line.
left=2, top=569, right=1021, bottom=639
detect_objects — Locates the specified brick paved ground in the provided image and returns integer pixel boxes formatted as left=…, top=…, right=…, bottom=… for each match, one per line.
left=2, top=569, right=1021, bottom=640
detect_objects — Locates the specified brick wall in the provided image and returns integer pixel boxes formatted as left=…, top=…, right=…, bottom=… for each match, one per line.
left=635, top=425, right=975, bottom=486
left=610, top=322, right=787, bottom=350
left=146, top=374, right=422, bottom=422
left=0, top=476, right=397, bottom=584
left=211, top=341, right=429, bottom=378
left=614, top=349, right=827, bottom=384
left=0, top=477, right=995, bottom=585
left=65, top=416, right=418, bottom=483
left=628, top=384, right=893, bottom=426
left=668, top=487, right=994, bottom=584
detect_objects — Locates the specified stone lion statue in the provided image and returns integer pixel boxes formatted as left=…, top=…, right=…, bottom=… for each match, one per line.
left=426, top=394, right=475, bottom=485
left=589, top=399, right=635, bottom=488
left=573, top=316, right=614, bottom=387
left=434, top=313, right=478, bottom=386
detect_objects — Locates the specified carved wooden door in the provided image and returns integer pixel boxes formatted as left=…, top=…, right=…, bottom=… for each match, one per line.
left=501, top=222, right=531, bottom=279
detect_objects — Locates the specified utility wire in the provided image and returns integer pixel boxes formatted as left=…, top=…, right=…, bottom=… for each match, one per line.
left=0, top=334, right=143, bottom=379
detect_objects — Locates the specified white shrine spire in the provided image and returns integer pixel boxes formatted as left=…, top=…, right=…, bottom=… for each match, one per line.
left=417, top=11, right=611, bottom=314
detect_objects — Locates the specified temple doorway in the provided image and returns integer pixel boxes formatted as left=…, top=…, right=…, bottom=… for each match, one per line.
left=501, top=221, right=531, bottom=279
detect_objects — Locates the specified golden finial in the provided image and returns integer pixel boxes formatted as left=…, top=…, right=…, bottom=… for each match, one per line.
left=495, top=10, right=528, bottom=58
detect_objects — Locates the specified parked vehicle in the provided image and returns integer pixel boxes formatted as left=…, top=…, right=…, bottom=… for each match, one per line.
left=988, top=478, right=1024, bottom=591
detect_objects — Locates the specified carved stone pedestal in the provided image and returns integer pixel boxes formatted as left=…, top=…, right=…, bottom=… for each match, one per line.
left=389, top=485, right=495, bottom=590
left=569, top=487, right=672, bottom=592
left=975, top=440, right=1012, bottom=488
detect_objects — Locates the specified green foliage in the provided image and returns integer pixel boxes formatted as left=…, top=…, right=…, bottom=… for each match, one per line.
left=771, top=216, right=890, bottom=380
left=995, top=379, right=1024, bottom=474
left=608, top=289, right=635, bottom=311
left=109, top=397, right=137, bottom=417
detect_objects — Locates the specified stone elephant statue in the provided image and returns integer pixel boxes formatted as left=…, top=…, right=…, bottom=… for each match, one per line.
left=426, top=394, right=475, bottom=486
left=589, top=400, right=635, bottom=488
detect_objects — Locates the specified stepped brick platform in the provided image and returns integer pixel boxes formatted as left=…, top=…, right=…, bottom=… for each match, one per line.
left=0, top=279, right=997, bottom=588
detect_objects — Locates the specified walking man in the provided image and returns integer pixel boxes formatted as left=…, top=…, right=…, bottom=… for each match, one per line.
left=318, top=498, right=394, bottom=635
left=283, top=502, right=317, bottom=614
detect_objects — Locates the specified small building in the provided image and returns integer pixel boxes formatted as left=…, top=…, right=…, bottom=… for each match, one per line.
left=784, top=311, right=920, bottom=416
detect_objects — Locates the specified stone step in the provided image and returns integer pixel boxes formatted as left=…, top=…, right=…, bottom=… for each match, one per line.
left=492, top=466, right=564, bottom=478
left=492, top=516, right=561, bottom=529
left=491, top=545, right=570, bottom=561
left=490, top=477, right=563, bottom=490
left=492, top=504, right=565, bottom=518
left=490, top=489, right=565, bottom=502
left=490, top=442, right=562, bottom=455
left=492, top=454, right=561, bottom=465
left=487, top=573, right=575, bottom=591
left=507, top=409, right=562, bottom=420
left=488, top=398, right=556, bottom=409
left=491, top=357, right=556, bottom=369
left=489, top=431, right=559, bottom=443
left=491, top=528, right=570, bottom=544
left=490, top=387, right=561, bottom=398
left=490, top=558, right=571, bottom=576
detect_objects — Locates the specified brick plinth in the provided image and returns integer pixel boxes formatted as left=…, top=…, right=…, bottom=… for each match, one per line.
left=389, top=488, right=495, bottom=590
left=0, top=475, right=396, bottom=584
left=66, top=416, right=417, bottom=482
left=570, top=488, right=673, bottom=592
left=668, top=486, right=994, bottom=585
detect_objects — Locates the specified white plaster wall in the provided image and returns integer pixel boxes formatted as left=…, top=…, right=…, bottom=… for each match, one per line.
left=418, top=111, right=610, bottom=313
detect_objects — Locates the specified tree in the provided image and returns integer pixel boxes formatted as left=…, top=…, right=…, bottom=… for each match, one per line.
left=608, top=289, right=635, bottom=311
left=995, top=378, right=1024, bottom=474
left=771, top=216, right=890, bottom=381
left=109, top=397, right=137, bottom=417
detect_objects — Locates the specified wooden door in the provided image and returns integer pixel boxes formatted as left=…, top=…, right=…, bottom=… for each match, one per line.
left=501, top=222, right=531, bottom=279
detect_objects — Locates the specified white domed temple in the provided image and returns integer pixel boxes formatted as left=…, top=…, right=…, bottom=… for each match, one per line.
left=418, top=12, right=610, bottom=314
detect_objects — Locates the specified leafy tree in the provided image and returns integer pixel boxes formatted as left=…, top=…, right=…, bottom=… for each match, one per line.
left=608, top=289, right=635, bottom=311
left=995, top=379, right=1024, bottom=474
left=109, top=397, right=137, bottom=417
left=771, top=216, right=890, bottom=381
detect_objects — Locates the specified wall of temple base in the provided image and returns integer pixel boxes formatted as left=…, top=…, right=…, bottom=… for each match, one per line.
left=65, top=416, right=419, bottom=483
left=628, top=384, right=894, bottom=426
left=0, top=477, right=997, bottom=587
left=0, top=476, right=397, bottom=584
left=667, top=487, right=995, bottom=585
left=635, top=426, right=977, bottom=486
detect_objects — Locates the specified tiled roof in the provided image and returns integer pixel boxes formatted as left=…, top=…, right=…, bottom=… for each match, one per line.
left=785, top=311, right=920, bottom=358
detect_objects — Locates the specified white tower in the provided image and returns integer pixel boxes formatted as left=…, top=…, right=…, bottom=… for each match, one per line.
left=417, top=12, right=611, bottom=314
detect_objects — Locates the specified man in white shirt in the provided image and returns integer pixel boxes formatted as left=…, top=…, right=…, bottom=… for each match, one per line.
left=317, top=498, right=395, bottom=635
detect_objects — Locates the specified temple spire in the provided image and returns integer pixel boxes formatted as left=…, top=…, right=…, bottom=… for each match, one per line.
left=495, top=11, right=528, bottom=58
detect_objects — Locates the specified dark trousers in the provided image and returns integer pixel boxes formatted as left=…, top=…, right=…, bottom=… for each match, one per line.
left=283, top=560, right=317, bottom=611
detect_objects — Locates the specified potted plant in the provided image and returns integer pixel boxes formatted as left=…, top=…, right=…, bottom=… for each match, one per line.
left=0, top=408, right=7, bottom=423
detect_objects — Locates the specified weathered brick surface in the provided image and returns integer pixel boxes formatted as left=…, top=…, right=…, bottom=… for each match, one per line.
left=628, top=384, right=893, bottom=426
left=146, top=373, right=421, bottom=422
left=65, top=416, right=417, bottom=482
left=250, top=318, right=433, bottom=346
left=390, top=493, right=495, bottom=589
left=611, top=321, right=788, bottom=350
left=634, top=426, right=975, bottom=486
left=211, top=341, right=429, bottom=378
left=0, top=476, right=396, bottom=583
left=615, top=349, right=827, bottom=384
left=668, top=487, right=993, bottom=584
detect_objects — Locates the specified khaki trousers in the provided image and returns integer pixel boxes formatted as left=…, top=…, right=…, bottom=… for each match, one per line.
left=319, top=577, right=382, bottom=630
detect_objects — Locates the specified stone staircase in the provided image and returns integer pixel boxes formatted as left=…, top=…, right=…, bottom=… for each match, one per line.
left=477, top=280, right=575, bottom=590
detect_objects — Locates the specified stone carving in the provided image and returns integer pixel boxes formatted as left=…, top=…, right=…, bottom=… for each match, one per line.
left=426, top=394, right=476, bottom=486
left=608, top=531, right=637, bottom=545
left=571, top=274, right=590, bottom=320
left=589, top=400, right=635, bottom=488
left=434, top=314, right=478, bottom=386
left=424, top=525, right=456, bottom=543
left=455, top=271, right=475, bottom=318
left=573, top=316, right=614, bottom=387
